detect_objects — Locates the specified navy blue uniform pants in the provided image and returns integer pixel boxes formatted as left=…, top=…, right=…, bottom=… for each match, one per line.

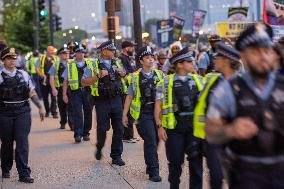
left=70, top=89, right=92, bottom=138
left=136, top=114, right=159, bottom=177
left=204, top=142, right=223, bottom=189
left=57, top=87, right=73, bottom=129
left=31, top=73, right=42, bottom=100
left=165, top=130, right=203, bottom=189
left=122, top=96, right=134, bottom=140
left=94, top=96, right=123, bottom=160
left=0, top=106, right=31, bottom=178
left=228, top=161, right=284, bottom=189
left=40, top=84, right=57, bottom=116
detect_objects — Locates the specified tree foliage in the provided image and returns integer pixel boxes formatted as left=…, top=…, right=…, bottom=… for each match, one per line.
left=0, top=0, right=49, bottom=53
left=54, top=29, right=89, bottom=48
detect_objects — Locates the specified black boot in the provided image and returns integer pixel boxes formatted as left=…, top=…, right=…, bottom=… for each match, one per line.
left=19, top=176, right=34, bottom=183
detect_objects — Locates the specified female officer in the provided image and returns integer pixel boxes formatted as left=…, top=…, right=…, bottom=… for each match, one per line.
left=0, top=48, right=44, bottom=183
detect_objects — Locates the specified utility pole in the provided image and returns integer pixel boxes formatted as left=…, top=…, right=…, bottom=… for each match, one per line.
left=106, top=0, right=116, bottom=41
left=257, top=0, right=261, bottom=21
left=32, top=0, right=39, bottom=50
left=49, top=0, right=54, bottom=45
left=240, top=0, right=243, bottom=7
left=132, top=0, right=142, bottom=50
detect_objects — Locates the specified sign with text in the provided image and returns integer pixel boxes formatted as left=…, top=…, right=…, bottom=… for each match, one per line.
left=156, top=19, right=174, bottom=48
left=217, top=22, right=255, bottom=38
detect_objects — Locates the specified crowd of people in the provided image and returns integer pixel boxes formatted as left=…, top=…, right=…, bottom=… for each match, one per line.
left=0, top=23, right=284, bottom=189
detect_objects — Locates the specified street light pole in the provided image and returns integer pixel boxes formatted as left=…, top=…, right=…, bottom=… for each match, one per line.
left=32, top=0, right=39, bottom=50
left=49, top=0, right=54, bottom=45
left=132, top=0, right=142, bottom=50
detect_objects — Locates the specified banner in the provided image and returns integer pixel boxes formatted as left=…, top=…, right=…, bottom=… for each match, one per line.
left=192, top=10, right=207, bottom=35
left=263, top=0, right=284, bottom=40
left=228, top=7, right=249, bottom=22
left=264, top=0, right=284, bottom=25
left=170, top=15, right=185, bottom=41
left=217, top=22, right=256, bottom=38
left=156, top=19, right=174, bottom=48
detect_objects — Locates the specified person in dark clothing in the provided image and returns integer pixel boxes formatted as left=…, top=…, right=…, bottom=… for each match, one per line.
left=119, top=41, right=137, bottom=143
left=36, top=46, right=58, bottom=118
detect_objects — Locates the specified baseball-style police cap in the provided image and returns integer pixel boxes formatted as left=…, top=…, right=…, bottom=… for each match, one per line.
left=1, top=47, right=18, bottom=60
left=98, top=40, right=116, bottom=51
left=214, top=43, right=240, bottom=63
left=74, top=44, right=86, bottom=53
left=235, top=23, right=273, bottom=51
left=169, top=47, right=195, bottom=65
left=136, top=46, right=154, bottom=61
left=208, top=34, right=222, bottom=42
left=57, top=47, right=69, bottom=55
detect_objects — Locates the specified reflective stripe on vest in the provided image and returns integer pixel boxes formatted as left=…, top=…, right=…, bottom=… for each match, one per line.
left=193, top=74, right=221, bottom=139
left=115, top=58, right=128, bottom=93
left=90, top=58, right=128, bottom=97
left=40, top=55, right=58, bottom=74
left=130, top=69, right=163, bottom=121
left=54, top=61, right=61, bottom=88
left=68, top=59, right=93, bottom=90
left=203, top=72, right=219, bottom=84
left=161, top=73, right=203, bottom=129
left=27, top=57, right=38, bottom=74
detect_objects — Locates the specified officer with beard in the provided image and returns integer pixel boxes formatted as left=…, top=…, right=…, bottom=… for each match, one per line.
left=206, top=24, right=284, bottom=189
left=119, top=41, right=137, bottom=143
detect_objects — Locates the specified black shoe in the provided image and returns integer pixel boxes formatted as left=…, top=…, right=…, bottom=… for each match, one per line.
left=53, top=114, right=58, bottom=119
left=2, top=172, right=10, bottom=178
left=19, top=176, right=34, bottom=183
left=95, top=149, right=102, bottom=160
left=74, top=136, right=82, bottom=143
left=149, top=175, right=162, bottom=182
left=83, top=135, right=90, bottom=141
left=45, top=113, right=49, bottom=117
left=60, top=124, right=66, bottom=129
left=112, top=158, right=125, bottom=166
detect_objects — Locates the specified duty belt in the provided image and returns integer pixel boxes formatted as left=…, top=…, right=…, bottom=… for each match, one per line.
left=225, top=147, right=284, bottom=165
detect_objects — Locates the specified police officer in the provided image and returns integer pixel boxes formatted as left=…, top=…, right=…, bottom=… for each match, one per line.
left=119, top=41, right=137, bottom=143
left=62, top=45, right=93, bottom=143
left=155, top=47, right=204, bottom=189
left=67, top=41, right=78, bottom=59
left=206, top=24, right=284, bottom=189
left=193, top=43, right=241, bottom=189
left=26, top=50, right=42, bottom=99
left=123, top=46, right=163, bottom=182
left=81, top=40, right=126, bottom=166
left=198, top=35, right=222, bottom=76
left=36, top=46, right=58, bottom=118
left=49, top=47, right=73, bottom=130
left=0, top=48, right=44, bottom=183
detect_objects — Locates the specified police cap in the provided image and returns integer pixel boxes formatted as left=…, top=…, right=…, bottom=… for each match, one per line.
left=169, top=47, right=195, bottom=65
left=98, top=40, right=116, bottom=51
left=1, top=47, right=18, bottom=60
left=136, top=46, right=154, bottom=61
left=235, top=23, right=273, bottom=51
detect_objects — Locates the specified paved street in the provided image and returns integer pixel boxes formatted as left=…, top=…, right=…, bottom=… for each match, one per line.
left=0, top=105, right=214, bottom=189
